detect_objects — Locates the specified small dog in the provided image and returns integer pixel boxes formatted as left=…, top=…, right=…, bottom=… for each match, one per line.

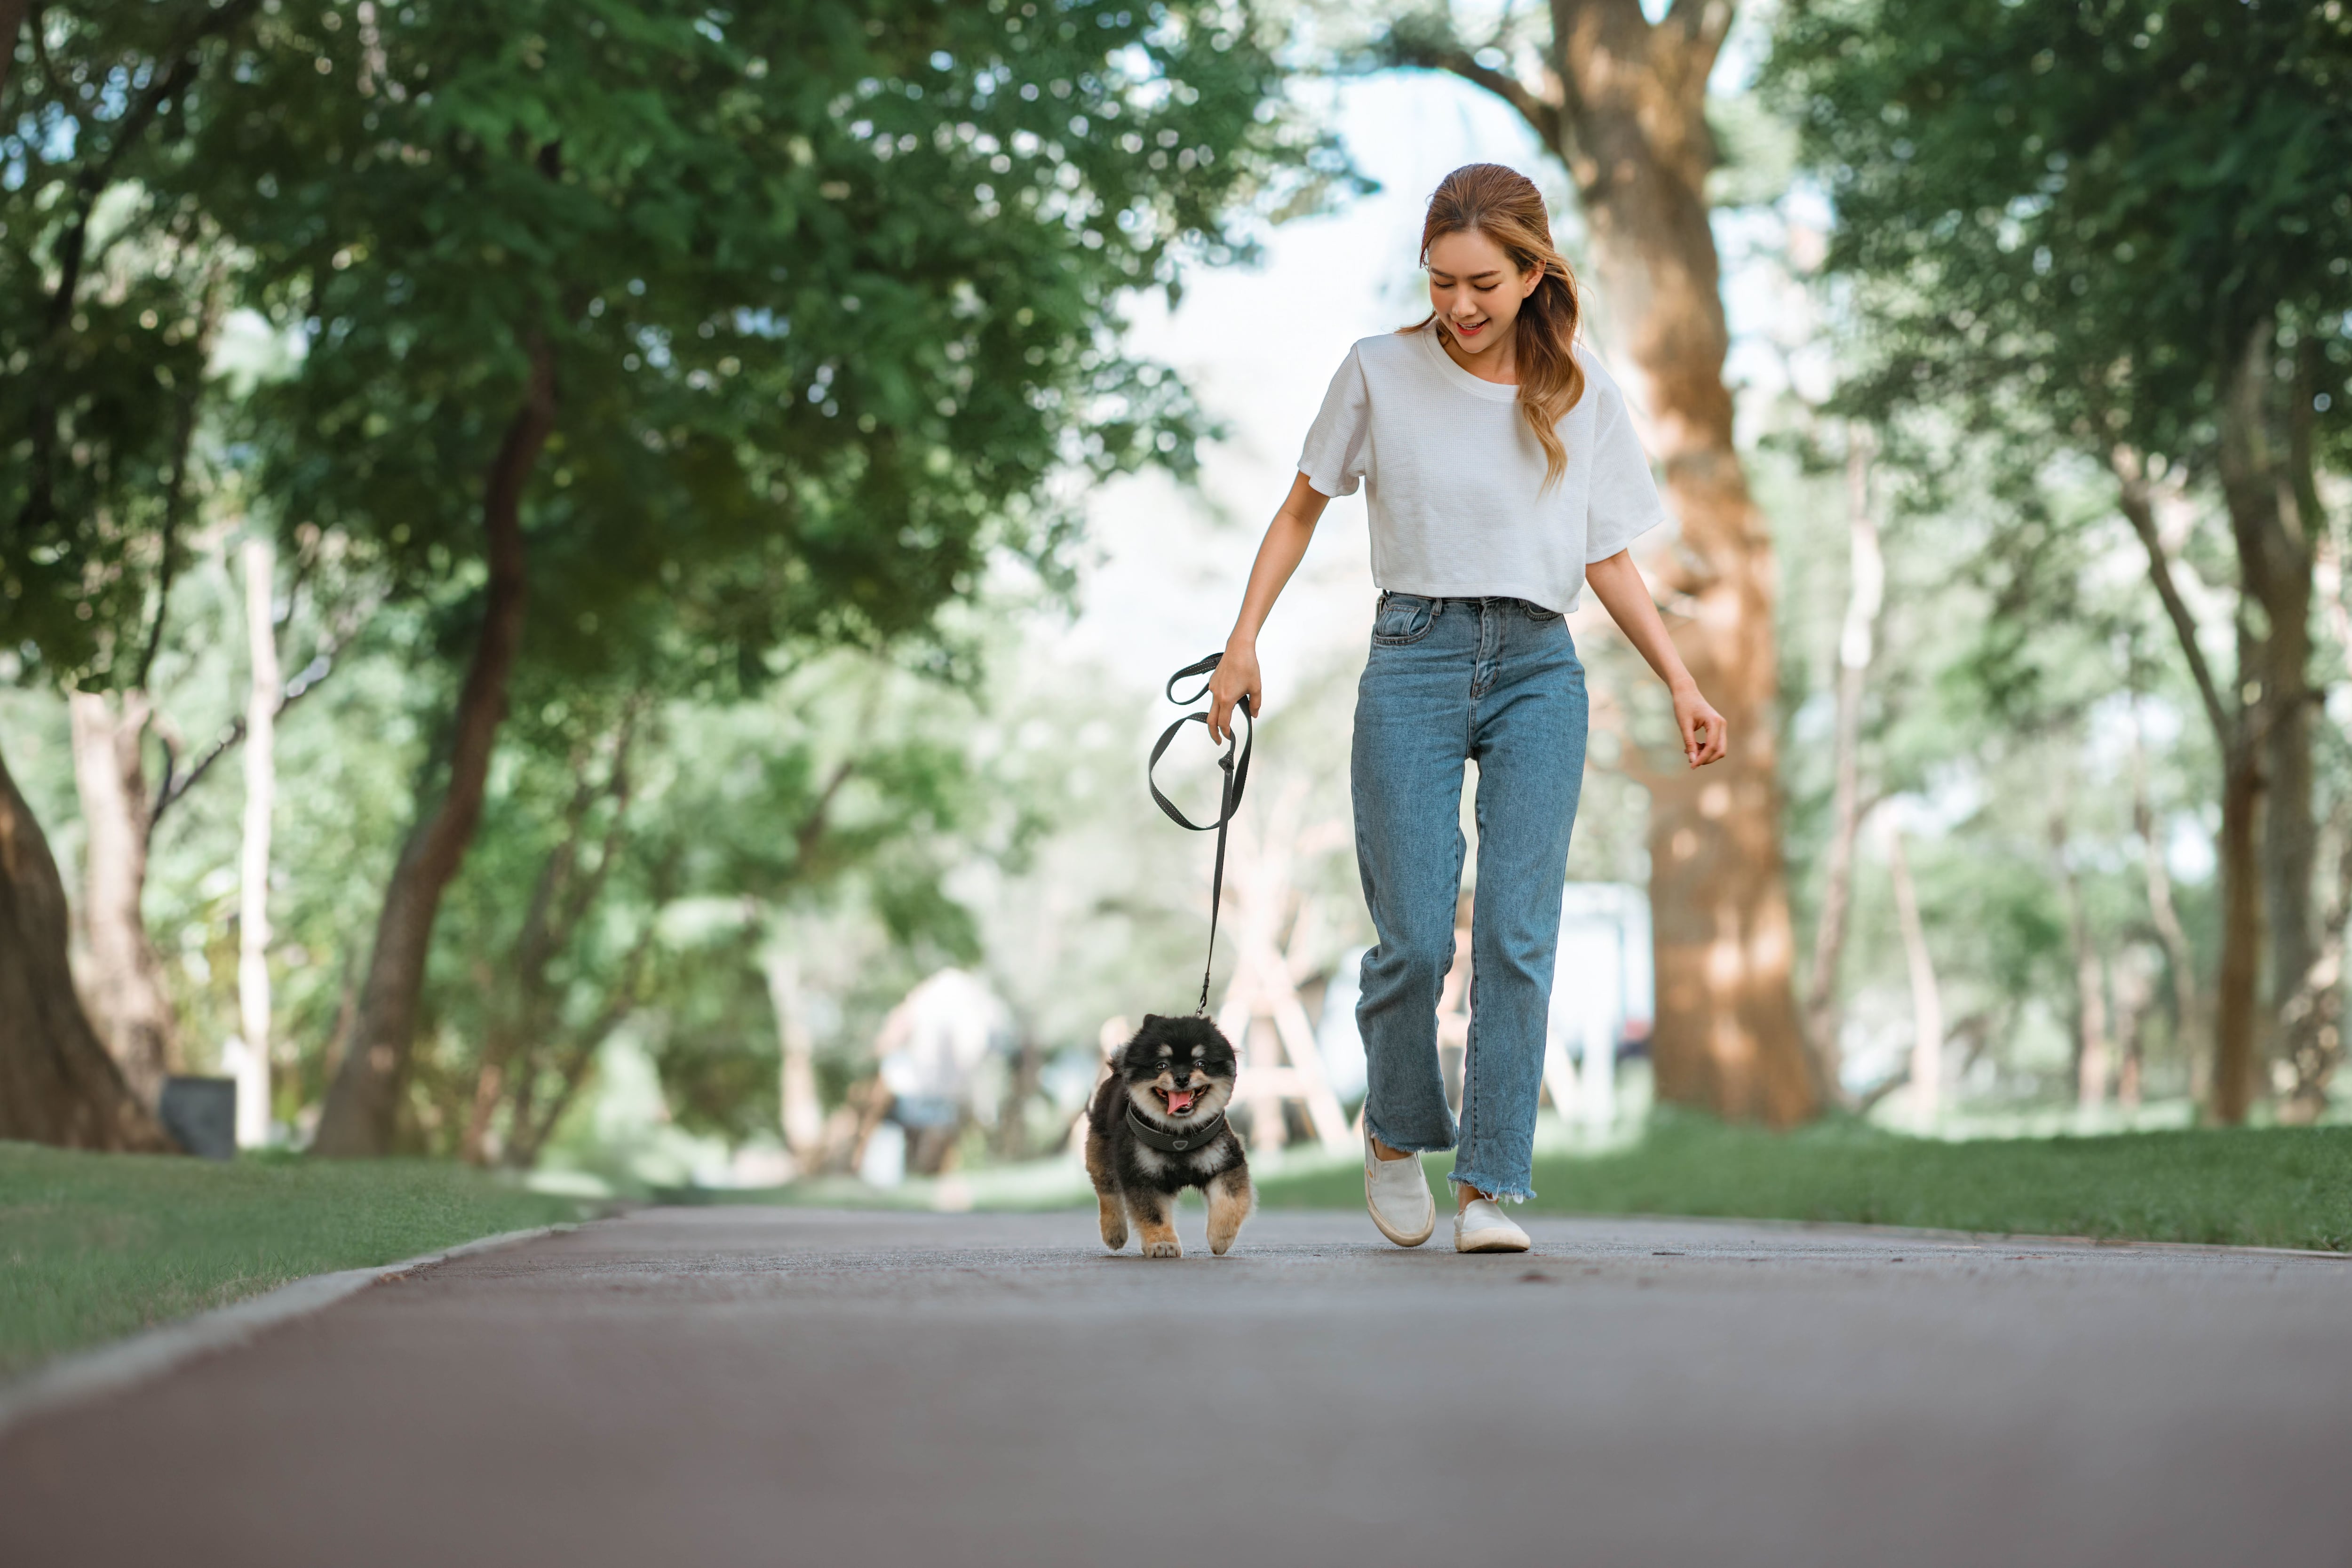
left=1086, top=1014, right=1253, bottom=1258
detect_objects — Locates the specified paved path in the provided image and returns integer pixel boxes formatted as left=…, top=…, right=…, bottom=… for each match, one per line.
left=4, top=1207, right=2348, bottom=1567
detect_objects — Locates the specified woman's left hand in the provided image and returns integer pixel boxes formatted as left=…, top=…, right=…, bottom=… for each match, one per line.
left=1673, top=684, right=1729, bottom=768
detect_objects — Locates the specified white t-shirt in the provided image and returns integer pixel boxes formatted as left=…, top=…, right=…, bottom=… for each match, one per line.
left=1296, top=321, right=1669, bottom=613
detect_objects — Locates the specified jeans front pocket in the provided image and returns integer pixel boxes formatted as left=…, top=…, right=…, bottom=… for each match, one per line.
left=1522, top=598, right=1561, bottom=621
left=1371, top=593, right=1438, bottom=646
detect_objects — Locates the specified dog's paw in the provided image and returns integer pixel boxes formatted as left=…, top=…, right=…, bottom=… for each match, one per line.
left=1143, top=1240, right=1182, bottom=1259
left=1209, top=1234, right=1236, bottom=1256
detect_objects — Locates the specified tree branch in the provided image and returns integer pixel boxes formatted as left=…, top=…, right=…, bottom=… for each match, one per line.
left=794, top=759, right=857, bottom=867
left=2112, top=446, right=2231, bottom=748
left=549, top=708, right=643, bottom=956
left=1663, top=0, right=1737, bottom=64
left=510, top=919, right=656, bottom=1166
left=132, top=278, right=222, bottom=691
left=1383, top=14, right=1567, bottom=151
left=1855, top=1063, right=1908, bottom=1114
left=2288, top=336, right=2329, bottom=562
left=146, top=602, right=374, bottom=840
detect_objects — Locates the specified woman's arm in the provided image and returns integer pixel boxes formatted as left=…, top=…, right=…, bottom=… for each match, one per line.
left=1584, top=549, right=1729, bottom=768
left=1206, top=473, right=1330, bottom=742
left=1204, top=472, right=1336, bottom=743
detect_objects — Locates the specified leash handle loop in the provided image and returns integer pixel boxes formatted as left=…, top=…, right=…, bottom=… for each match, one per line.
left=1146, top=653, right=1253, bottom=1015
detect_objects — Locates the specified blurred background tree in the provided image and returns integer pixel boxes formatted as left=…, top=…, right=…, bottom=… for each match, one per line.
left=1769, top=0, right=2352, bottom=1122
left=2, top=0, right=1341, bottom=1154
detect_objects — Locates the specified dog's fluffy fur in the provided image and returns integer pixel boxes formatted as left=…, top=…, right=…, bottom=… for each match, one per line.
left=1086, top=1014, right=1253, bottom=1258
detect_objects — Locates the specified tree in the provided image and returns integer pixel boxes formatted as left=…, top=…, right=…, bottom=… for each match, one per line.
left=1771, top=0, right=2352, bottom=1120
left=0, top=747, right=175, bottom=1149
left=1801, top=426, right=1884, bottom=1096
left=175, top=0, right=1324, bottom=1154
left=0, top=1, right=260, bottom=1146
left=1375, top=0, right=1821, bottom=1125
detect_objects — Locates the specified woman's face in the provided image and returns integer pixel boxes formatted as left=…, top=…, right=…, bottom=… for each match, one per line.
left=1425, top=227, right=1542, bottom=358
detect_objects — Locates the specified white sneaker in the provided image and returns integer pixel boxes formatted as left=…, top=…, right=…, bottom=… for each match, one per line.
left=1363, top=1126, right=1435, bottom=1248
left=1454, top=1194, right=1530, bottom=1253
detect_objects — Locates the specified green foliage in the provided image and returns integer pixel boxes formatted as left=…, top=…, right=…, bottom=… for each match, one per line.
left=191, top=0, right=1334, bottom=676
left=0, top=0, right=256, bottom=683
left=1758, top=0, right=2352, bottom=1104
left=1767, top=0, right=2352, bottom=452
left=0, top=1141, right=586, bottom=1376
left=1255, top=1114, right=2352, bottom=1252
left=413, top=653, right=1035, bottom=1155
left=1, top=0, right=1342, bottom=1162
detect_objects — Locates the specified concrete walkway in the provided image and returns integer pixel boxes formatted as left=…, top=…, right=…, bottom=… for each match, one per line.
left=3, top=1207, right=2347, bottom=1567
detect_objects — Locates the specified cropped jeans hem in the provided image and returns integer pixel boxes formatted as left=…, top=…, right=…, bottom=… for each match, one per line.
left=1446, top=1170, right=1536, bottom=1205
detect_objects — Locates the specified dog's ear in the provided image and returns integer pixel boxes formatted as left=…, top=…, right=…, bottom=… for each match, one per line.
left=1138, top=1013, right=1166, bottom=1032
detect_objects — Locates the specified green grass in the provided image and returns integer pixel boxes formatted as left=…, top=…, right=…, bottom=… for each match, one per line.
left=0, top=1143, right=591, bottom=1378
left=1254, top=1114, right=2352, bottom=1252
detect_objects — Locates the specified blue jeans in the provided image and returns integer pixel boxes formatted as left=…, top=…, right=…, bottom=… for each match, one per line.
left=1352, top=592, right=1589, bottom=1202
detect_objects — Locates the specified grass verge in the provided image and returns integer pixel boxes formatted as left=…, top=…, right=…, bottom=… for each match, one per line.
left=1254, top=1115, right=2352, bottom=1252
left=0, top=1143, right=591, bottom=1378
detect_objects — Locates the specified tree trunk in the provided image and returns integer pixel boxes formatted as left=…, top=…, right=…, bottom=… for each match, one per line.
left=2213, top=748, right=2264, bottom=1122
left=0, top=744, right=176, bottom=1150
left=1566, top=4, right=1815, bottom=1125
left=233, top=535, right=278, bottom=1146
left=2112, top=448, right=2264, bottom=1124
left=2218, top=321, right=2316, bottom=1088
left=1884, top=820, right=1942, bottom=1125
left=2112, top=948, right=2152, bottom=1111
left=460, top=716, right=636, bottom=1166
left=311, top=336, right=555, bottom=1157
left=2128, top=709, right=2201, bottom=1082
left=1801, top=427, right=1882, bottom=1101
left=2051, top=811, right=2112, bottom=1111
left=1410, top=0, right=1816, bottom=1123
left=65, top=689, right=178, bottom=1106
left=765, top=952, right=827, bottom=1168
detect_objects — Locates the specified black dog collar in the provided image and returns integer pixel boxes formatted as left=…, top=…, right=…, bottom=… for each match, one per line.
left=1125, top=1102, right=1226, bottom=1154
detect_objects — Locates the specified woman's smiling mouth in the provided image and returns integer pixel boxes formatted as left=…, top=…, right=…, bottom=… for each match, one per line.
left=1452, top=317, right=1487, bottom=339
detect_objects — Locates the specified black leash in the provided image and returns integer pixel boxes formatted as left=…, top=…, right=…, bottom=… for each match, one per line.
left=1147, top=653, right=1253, bottom=1015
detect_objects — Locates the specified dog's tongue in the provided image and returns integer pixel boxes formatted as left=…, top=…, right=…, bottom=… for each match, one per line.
left=1166, top=1088, right=1199, bottom=1114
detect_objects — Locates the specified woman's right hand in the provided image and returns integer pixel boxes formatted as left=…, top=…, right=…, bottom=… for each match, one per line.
left=1208, top=637, right=1261, bottom=744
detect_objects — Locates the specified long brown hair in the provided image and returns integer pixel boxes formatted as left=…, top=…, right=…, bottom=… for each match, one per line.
left=1404, top=163, right=1586, bottom=488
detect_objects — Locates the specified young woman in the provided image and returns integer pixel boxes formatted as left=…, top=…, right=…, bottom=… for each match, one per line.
left=1205, top=163, right=1728, bottom=1253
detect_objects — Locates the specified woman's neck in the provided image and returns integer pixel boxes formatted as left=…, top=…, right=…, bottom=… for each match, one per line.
left=1436, top=317, right=1519, bottom=386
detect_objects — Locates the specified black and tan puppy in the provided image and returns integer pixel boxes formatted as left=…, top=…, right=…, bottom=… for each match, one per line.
left=1086, top=1014, right=1253, bottom=1258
